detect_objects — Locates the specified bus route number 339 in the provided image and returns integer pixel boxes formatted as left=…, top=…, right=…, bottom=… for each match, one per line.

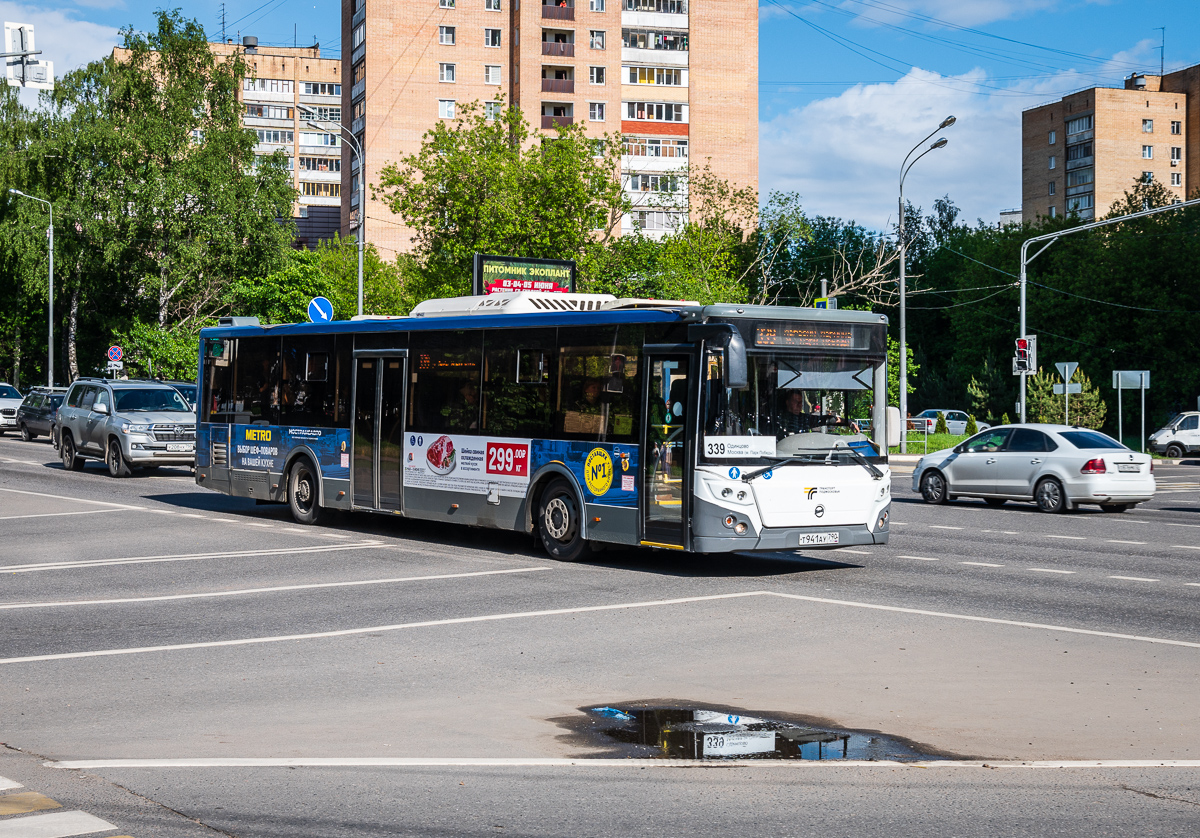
left=486, top=442, right=529, bottom=477
left=705, top=441, right=726, bottom=457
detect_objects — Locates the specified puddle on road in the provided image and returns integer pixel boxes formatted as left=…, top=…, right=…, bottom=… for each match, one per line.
left=561, top=703, right=941, bottom=762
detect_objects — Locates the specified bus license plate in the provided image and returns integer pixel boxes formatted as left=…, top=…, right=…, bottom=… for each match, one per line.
left=166, top=443, right=192, bottom=452
left=797, top=532, right=839, bottom=546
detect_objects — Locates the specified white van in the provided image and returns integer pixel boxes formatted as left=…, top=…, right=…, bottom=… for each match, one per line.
left=1149, top=412, right=1200, bottom=458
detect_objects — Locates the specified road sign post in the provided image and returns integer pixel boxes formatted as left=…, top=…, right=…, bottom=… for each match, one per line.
left=307, top=296, right=334, bottom=324
left=1054, top=362, right=1080, bottom=425
left=1112, top=370, right=1151, bottom=452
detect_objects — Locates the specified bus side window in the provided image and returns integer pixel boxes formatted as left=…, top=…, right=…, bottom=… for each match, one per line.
left=409, top=330, right=483, bottom=434
left=482, top=328, right=556, bottom=438
left=557, top=326, right=642, bottom=443
left=281, top=335, right=343, bottom=428
left=204, top=340, right=237, bottom=423
left=232, top=336, right=282, bottom=426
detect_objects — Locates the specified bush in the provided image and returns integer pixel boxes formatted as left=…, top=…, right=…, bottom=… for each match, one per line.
left=1001, top=412, right=1011, bottom=425
left=934, top=412, right=949, bottom=435
left=965, top=414, right=978, bottom=435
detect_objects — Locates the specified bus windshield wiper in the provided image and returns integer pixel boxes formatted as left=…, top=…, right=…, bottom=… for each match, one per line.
left=740, top=458, right=790, bottom=483
left=836, top=442, right=885, bottom=480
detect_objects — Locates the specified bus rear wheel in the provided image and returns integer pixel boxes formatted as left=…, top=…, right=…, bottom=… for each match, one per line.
left=537, top=478, right=592, bottom=562
left=288, top=458, right=322, bottom=525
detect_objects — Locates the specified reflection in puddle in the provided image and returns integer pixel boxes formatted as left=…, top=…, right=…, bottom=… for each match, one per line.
left=585, top=705, right=936, bottom=761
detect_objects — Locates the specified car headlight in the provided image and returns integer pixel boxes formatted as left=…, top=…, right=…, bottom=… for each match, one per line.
left=121, top=422, right=152, bottom=434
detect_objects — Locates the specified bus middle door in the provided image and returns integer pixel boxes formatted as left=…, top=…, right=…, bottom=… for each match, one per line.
left=352, top=351, right=407, bottom=512
left=641, top=351, right=694, bottom=550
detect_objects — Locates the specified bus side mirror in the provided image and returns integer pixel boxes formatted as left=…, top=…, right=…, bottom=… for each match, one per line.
left=688, top=323, right=748, bottom=390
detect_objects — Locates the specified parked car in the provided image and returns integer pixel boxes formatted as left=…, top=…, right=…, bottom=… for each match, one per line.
left=910, top=409, right=989, bottom=435
left=0, top=382, right=22, bottom=435
left=912, top=424, right=1155, bottom=513
left=57, top=378, right=196, bottom=476
left=15, top=387, right=68, bottom=442
left=1148, top=411, right=1200, bottom=458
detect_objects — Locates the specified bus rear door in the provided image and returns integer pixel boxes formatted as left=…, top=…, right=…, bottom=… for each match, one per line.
left=352, top=351, right=407, bottom=512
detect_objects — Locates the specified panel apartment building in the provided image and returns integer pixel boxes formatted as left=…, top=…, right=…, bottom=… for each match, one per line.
left=341, top=0, right=758, bottom=258
left=209, top=39, right=344, bottom=247
left=1021, top=63, right=1200, bottom=224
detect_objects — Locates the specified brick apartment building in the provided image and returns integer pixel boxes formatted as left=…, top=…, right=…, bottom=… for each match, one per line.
left=341, top=0, right=758, bottom=258
left=1021, top=63, right=1200, bottom=223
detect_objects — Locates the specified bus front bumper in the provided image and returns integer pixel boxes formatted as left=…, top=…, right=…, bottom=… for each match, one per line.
left=692, top=522, right=888, bottom=553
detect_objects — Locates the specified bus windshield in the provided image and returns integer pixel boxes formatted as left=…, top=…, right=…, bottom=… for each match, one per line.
left=702, top=352, right=881, bottom=462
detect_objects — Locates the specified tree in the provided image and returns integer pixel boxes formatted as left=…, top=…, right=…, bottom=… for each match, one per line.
left=965, top=414, right=978, bottom=435
left=888, top=335, right=918, bottom=408
left=934, top=412, right=949, bottom=435
left=966, top=353, right=1012, bottom=423
left=1027, top=367, right=1107, bottom=428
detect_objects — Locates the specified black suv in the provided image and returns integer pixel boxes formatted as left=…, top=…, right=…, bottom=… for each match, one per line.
left=15, top=387, right=69, bottom=442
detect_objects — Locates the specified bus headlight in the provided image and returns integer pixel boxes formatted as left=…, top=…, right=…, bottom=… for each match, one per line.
left=723, top=515, right=735, bottom=528
left=877, top=511, right=889, bottom=530
left=734, top=522, right=748, bottom=535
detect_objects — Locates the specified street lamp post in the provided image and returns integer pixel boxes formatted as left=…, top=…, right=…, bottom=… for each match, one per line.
left=897, top=116, right=955, bottom=453
left=9, top=189, right=53, bottom=387
left=305, top=117, right=365, bottom=317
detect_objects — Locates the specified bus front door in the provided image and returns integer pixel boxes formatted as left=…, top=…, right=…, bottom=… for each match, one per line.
left=641, top=353, right=692, bottom=549
left=352, top=352, right=407, bottom=512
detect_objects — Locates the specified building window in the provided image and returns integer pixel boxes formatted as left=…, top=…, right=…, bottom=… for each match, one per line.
left=1066, top=141, right=1091, bottom=161
left=623, top=136, right=688, bottom=157
left=631, top=210, right=684, bottom=231
left=1172, top=172, right=1182, bottom=187
left=246, top=104, right=294, bottom=119
left=299, top=156, right=341, bottom=172
left=440, top=0, right=455, bottom=7
left=1171, top=120, right=1182, bottom=135
left=626, top=101, right=685, bottom=122
left=256, top=129, right=294, bottom=144
left=485, top=101, right=502, bottom=120
left=440, top=62, right=456, bottom=82
left=590, top=30, right=605, bottom=49
left=1066, top=168, right=1093, bottom=187
left=1048, top=155, right=1056, bottom=170
left=352, top=24, right=365, bottom=49
left=486, top=0, right=501, bottom=8
left=589, top=66, right=605, bottom=84
left=485, top=64, right=501, bottom=84
left=300, top=131, right=339, bottom=146
left=484, top=28, right=501, bottom=47
left=621, top=28, right=688, bottom=50
left=313, top=106, right=340, bottom=121
left=590, top=0, right=605, bottom=9
left=1142, top=119, right=1153, bottom=133
left=1171, top=146, right=1182, bottom=161
left=1142, top=145, right=1153, bottom=159
left=354, top=62, right=366, bottom=85
left=589, top=102, right=605, bottom=121
left=302, top=82, right=341, bottom=95
left=1048, top=181, right=1056, bottom=196
left=627, top=66, right=682, bottom=85
left=439, top=99, right=456, bottom=119
left=302, top=182, right=342, bottom=197
left=1048, top=130, right=1056, bottom=145
left=1048, top=206, right=1057, bottom=218
left=1066, top=194, right=1093, bottom=213
left=624, top=0, right=688, bottom=10
left=439, top=25, right=456, bottom=44
left=244, top=78, right=295, bottom=93
left=630, top=173, right=678, bottom=192
left=1065, top=114, right=1092, bottom=134
left=255, top=154, right=293, bottom=170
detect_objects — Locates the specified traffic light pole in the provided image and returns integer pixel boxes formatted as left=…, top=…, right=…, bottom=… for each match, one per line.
left=1017, top=195, right=1200, bottom=423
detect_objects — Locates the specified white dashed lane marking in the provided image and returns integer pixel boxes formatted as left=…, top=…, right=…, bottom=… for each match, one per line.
left=1028, top=568, right=1075, bottom=574
left=0, top=542, right=383, bottom=574
left=1046, top=535, right=1086, bottom=540
left=1108, top=540, right=1147, bottom=545
left=899, top=555, right=939, bottom=561
left=961, top=562, right=1004, bottom=567
left=929, top=525, right=962, bottom=530
left=1109, top=576, right=1158, bottom=583
left=0, top=809, right=118, bottom=837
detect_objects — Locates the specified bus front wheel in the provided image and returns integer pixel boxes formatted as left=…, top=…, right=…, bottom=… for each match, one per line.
left=288, top=458, right=322, bottom=525
left=537, top=478, right=592, bottom=562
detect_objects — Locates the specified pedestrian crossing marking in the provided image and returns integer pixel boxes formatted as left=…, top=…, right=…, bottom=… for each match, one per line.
left=0, top=792, right=60, bottom=816
left=0, top=809, right=116, bottom=837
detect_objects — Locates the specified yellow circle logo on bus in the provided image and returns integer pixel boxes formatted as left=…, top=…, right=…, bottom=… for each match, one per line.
left=584, top=448, right=613, bottom=496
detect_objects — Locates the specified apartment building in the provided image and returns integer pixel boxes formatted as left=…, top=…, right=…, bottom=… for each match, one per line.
left=1021, top=64, right=1199, bottom=223
left=341, top=0, right=758, bottom=256
left=209, top=38, right=344, bottom=247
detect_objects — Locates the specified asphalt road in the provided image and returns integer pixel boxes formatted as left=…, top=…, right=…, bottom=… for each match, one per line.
left=1, top=433, right=1198, bottom=837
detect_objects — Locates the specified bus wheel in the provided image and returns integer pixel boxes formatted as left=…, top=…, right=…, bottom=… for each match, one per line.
left=537, top=478, right=592, bottom=562
left=288, top=458, right=322, bottom=525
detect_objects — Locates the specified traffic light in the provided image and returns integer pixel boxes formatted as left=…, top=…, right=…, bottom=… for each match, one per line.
left=1014, top=335, right=1037, bottom=373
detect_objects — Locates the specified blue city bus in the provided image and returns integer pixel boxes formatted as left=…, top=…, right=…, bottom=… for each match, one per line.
left=196, top=292, right=892, bottom=559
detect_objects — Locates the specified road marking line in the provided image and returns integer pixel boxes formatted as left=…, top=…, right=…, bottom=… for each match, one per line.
left=929, top=525, right=962, bottom=530
left=1046, top=535, right=1086, bottom=540
left=1028, top=568, right=1075, bottom=574
left=44, top=757, right=1200, bottom=770
left=898, top=555, right=938, bottom=561
left=0, top=792, right=61, bottom=816
left=1002, top=531, right=1019, bottom=535
left=242, top=522, right=274, bottom=528
left=960, top=562, right=1004, bottom=567
left=0, top=591, right=767, bottom=665
left=838, top=549, right=872, bottom=555
left=0, top=567, right=551, bottom=610
left=1107, top=540, right=1146, bottom=545
left=0, top=542, right=383, bottom=574
left=0, top=775, right=22, bottom=791
left=1186, top=583, right=1200, bottom=588
left=891, top=522, right=909, bottom=526
left=0, top=510, right=125, bottom=521
left=1109, top=576, right=1158, bottom=582
left=764, top=592, right=1200, bottom=649
left=1175, top=545, right=1200, bottom=550
left=177, top=513, right=206, bottom=519
left=0, top=486, right=142, bottom=510
left=0, top=810, right=117, bottom=837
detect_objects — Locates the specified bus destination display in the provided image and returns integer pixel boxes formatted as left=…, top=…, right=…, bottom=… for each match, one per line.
left=754, top=322, right=856, bottom=349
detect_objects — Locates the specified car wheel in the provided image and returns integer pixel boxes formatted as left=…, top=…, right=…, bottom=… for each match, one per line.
left=536, top=478, right=593, bottom=562
left=1165, top=444, right=1184, bottom=459
left=919, top=470, right=949, bottom=505
left=984, top=498, right=1007, bottom=507
left=288, top=457, right=322, bottom=525
left=60, top=434, right=85, bottom=471
left=1035, top=478, right=1068, bottom=513
left=107, top=438, right=132, bottom=477
left=20, top=423, right=35, bottom=441
left=1099, top=503, right=1130, bottom=513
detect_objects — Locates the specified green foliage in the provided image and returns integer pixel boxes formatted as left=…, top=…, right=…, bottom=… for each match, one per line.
left=887, top=335, right=918, bottom=407
left=966, top=353, right=1010, bottom=423
left=1027, top=367, right=1107, bottom=428
left=1001, top=412, right=1011, bottom=425
left=934, top=411, right=949, bottom=435
left=965, top=414, right=978, bottom=435
left=112, top=320, right=202, bottom=380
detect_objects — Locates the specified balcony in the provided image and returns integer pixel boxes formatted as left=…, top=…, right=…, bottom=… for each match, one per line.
left=542, top=3, right=575, bottom=20
left=541, top=78, right=574, bottom=93
left=542, top=115, right=574, bottom=128
left=542, top=41, right=575, bottom=57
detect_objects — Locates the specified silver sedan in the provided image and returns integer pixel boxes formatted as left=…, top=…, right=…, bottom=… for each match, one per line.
left=911, top=424, right=1155, bottom=513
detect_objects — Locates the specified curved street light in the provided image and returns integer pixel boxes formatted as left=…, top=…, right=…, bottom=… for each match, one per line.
left=897, top=116, right=954, bottom=453
left=9, top=188, right=53, bottom=387
left=304, top=115, right=366, bottom=317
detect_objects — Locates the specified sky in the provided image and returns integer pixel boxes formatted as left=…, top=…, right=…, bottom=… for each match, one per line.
left=6, top=0, right=1200, bottom=233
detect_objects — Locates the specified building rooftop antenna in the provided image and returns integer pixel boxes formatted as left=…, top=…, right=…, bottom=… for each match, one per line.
left=1154, top=26, right=1164, bottom=76
left=220, top=3, right=227, bottom=44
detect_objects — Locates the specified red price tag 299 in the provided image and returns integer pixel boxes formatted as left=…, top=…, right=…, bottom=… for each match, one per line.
left=486, top=442, right=528, bottom=476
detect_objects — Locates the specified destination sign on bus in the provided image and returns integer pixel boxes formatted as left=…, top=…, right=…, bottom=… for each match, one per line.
left=754, top=322, right=857, bottom=350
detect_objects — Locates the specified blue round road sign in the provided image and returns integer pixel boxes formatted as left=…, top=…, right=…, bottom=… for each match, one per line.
left=307, top=296, right=334, bottom=323
left=107, top=345, right=123, bottom=362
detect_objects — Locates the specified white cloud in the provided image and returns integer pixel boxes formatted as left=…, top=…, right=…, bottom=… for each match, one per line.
left=833, top=0, right=1097, bottom=28
left=2, top=1, right=120, bottom=104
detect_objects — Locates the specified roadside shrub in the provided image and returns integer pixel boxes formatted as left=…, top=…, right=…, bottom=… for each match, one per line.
left=934, top=412, right=949, bottom=435
left=965, top=414, right=978, bottom=435
left=1001, top=412, right=1011, bottom=425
